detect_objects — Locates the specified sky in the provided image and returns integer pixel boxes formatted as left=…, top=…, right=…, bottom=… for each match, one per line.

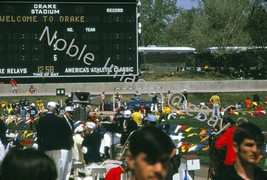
left=176, top=0, right=199, bottom=9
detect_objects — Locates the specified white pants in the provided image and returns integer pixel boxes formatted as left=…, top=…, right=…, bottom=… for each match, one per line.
left=61, top=149, right=73, bottom=180
left=0, top=141, right=6, bottom=163
left=45, top=150, right=61, bottom=180
left=212, top=104, right=220, bottom=117
left=182, top=100, right=187, bottom=110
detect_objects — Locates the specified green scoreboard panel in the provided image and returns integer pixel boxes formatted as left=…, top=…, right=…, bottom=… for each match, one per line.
left=0, top=0, right=138, bottom=82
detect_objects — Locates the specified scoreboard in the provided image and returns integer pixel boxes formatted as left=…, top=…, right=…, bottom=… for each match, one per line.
left=0, top=0, right=138, bottom=83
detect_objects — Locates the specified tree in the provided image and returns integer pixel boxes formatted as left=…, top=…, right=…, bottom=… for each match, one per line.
left=166, top=8, right=200, bottom=46
left=190, top=0, right=252, bottom=53
left=139, top=0, right=177, bottom=46
left=246, top=3, right=267, bottom=47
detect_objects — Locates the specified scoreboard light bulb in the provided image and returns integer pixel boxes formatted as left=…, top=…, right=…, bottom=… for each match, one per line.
left=67, top=27, right=74, bottom=32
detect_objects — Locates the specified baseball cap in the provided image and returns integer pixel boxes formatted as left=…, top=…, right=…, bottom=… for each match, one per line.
left=86, top=122, right=96, bottom=129
left=223, top=117, right=235, bottom=125
left=124, top=110, right=131, bottom=118
left=47, top=102, right=59, bottom=110
left=65, top=106, right=74, bottom=112
left=74, top=125, right=84, bottom=133
left=147, top=114, right=156, bottom=122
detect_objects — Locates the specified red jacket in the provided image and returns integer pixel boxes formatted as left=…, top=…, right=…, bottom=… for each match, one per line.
left=105, top=166, right=122, bottom=180
left=215, top=126, right=236, bottom=165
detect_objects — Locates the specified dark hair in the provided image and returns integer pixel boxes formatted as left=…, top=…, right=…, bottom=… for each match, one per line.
left=134, top=107, right=139, bottom=112
left=128, top=127, right=175, bottom=164
left=233, top=123, right=264, bottom=147
left=223, top=117, right=235, bottom=125
left=0, top=148, right=57, bottom=180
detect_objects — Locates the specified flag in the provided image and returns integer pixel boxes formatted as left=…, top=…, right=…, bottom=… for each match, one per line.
left=187, top=133, right=197, bottom=137
left=188, top=144, right=197, bottom=152
left=185, top=127, right=192, bottom=132
left=26, top=132, right=34, bottom=138
left=202, top=145, right=209, bottom=151
left=201, top=135, right=209, bottom=142
left=195, top=144, right=204, bottom=150
left=205, top=129, right=213, bottom=136
left=199, top=129, right=207, bottom=135
left=179, top=125, right=188, bottom=131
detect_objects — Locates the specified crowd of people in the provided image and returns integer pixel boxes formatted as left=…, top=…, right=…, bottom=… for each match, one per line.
left=0, top=95, right=180, bottom=180
left=208, top=92, right=267, bottom=118
left=0, top=97, right=44, bottom=129
left=0, top=89, right=265, bottom=180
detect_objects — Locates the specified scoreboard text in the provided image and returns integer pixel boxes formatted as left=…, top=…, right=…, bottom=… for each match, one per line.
left=0, top=1, right=138, bottom=82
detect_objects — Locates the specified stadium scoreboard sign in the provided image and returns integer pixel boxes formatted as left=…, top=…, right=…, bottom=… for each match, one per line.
left=0, top=0, right=138, bottom=82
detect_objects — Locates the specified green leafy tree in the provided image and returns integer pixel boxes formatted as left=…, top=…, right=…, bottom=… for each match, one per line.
left=139, top=0, right=177, bottom=46
left=190, top=0, right=252, bottom=53
left=246, top=3, right=267, bottom=47
left=166, top=8, right=200, bottom=46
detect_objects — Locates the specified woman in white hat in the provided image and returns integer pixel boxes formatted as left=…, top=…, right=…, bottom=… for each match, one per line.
left=82, top=122, right=102, bottom=165
left=72, top=125, right=85, bottom=163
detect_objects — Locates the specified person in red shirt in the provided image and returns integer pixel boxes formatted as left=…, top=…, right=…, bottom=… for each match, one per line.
left=139, top=104, right=146, bottom=117
left=252, top=104, right=266, bottom=116
left=213, top=123, right=267, bottom=180
left=9, top=78, right=17, bottom=94
left=215, top=117, right=236, bottom=169
left=105, top=165, right=127, bottom=180
left=245, top=97, right=252, bottom=112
